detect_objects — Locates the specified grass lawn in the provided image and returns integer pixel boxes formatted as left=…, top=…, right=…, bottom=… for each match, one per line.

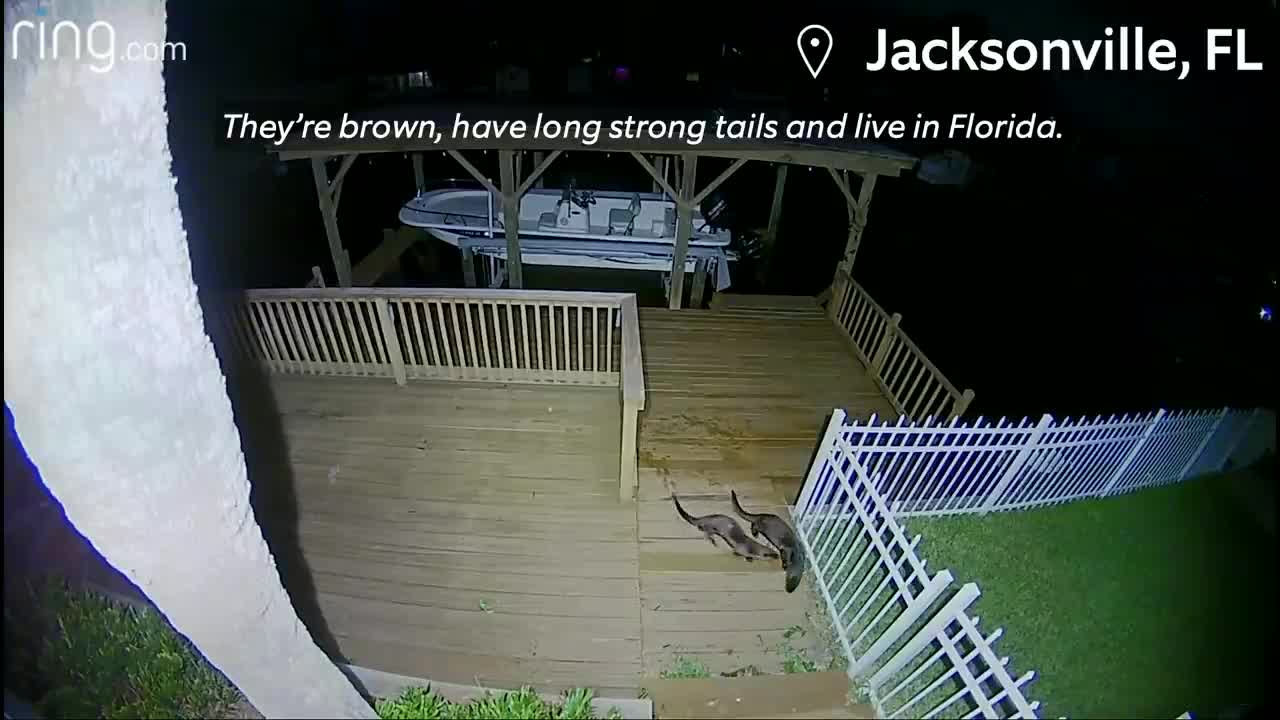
left=909, top=466, right=1277, bottom=719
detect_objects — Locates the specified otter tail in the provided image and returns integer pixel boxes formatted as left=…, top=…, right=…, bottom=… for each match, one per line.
left=730, top=489, right=757, bottom=520
left=671, top=495, right=699, bottom=527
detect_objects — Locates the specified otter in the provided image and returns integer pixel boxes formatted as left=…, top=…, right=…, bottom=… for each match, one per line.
left=731, top=490, right=806, bottom=593
left=671, top=495, right=778, bottom=562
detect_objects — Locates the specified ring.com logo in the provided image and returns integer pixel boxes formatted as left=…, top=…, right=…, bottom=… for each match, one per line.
left=9, top=0, right=187, bottom=73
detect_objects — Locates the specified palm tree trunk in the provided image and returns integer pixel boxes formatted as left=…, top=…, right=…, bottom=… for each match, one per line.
left=2, top=1, right=375, bottom=717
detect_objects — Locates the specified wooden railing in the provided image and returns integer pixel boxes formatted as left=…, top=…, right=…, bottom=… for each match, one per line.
left=206, top=287, right=646, bottom=500
left=828, top=270, right=974, bottom=420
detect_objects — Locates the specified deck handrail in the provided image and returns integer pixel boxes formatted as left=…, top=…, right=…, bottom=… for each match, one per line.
left=243, top=286, right=636, bottom=304
left=618, top=296, right=645, bottom=412
left=206, top=285, right=646, bottom=501
left=828, top=269, right=974, bottom=420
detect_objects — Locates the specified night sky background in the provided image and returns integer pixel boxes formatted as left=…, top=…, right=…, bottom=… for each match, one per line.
left=163, top=0, right=1276, bottom=421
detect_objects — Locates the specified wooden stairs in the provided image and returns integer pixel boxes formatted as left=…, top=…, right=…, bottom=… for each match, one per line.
left=646, top=672, right=875, bottom=719
left=707, top=293, right=822, bottom=317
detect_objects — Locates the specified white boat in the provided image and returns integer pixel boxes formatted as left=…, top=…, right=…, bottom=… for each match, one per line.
left=398, top=184, right=736, bottom=289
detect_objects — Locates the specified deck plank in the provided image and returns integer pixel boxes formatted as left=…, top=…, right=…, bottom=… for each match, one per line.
left=262, top=304, right=892, bottom=694
left=263, top=378, right=641, bottom=693
left=634, top=307, right=892, bottom=677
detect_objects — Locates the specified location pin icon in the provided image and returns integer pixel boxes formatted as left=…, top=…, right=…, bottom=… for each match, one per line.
left=797, top=25, right=833, bottom=79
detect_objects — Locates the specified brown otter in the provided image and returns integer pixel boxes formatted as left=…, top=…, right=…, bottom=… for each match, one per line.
left=672, top=495, right=779, bottom=562
left=731, top=490, right=806, bottom=593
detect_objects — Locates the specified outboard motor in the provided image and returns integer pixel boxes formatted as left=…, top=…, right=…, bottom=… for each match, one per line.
left=698, top=187, right=761, bottom=261
left=698, top=189, right=735, bottom=231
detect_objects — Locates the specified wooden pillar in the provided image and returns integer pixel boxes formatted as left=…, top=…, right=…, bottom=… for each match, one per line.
left=498, top=150, right=523, bottom=288
left=837, top=172, right=878, bottom=276
left=532, top=151, right=546, bottom=188
left=411, top=153, right=425, bottom=194
left=653, top=156, right=667, bottom=195
left=668, top=154, right=697, bottom=309
left=761, top=164, right=788, bottom=286
left=689, top=257, right=708, bottom=309
left=460, top=245, right=477, bottom=288
left=309, top=157, right=352, bottom=287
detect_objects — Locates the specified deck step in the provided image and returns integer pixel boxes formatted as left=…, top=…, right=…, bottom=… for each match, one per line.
left=645, top=672, right=873, bottom=719
left=708, top=294, right=819, bottom=313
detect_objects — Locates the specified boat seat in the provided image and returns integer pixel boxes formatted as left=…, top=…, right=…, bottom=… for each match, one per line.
left=537, top=211, right=558, bottom=230
left=608, top=194, right=642, bottom=235
left=608, top=209, right=637, bottom=236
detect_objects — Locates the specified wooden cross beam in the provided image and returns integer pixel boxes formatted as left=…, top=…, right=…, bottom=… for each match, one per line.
left=446, top=149, right=501, bottom=197
left=691, top=157, right=748, bottom=207
left=516, top=149, right=562, bottom=197
left=629, top=152, right=680, bottom=201
left=826, top=168, right=878, bottom=275
left=310, top=156, right=353, bottom=287
left=330, top=153, right=359, bottom=213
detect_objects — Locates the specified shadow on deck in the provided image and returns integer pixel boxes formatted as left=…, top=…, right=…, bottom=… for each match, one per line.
left=269, top=300, right=894, bottom=696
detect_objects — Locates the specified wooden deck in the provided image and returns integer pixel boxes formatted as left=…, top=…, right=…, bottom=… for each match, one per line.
left=256, top=301, right=893, bottom=700
left=634, top=305, right=895, bottom=677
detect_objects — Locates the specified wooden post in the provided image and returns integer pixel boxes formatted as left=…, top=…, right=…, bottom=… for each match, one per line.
left=668, top=154, right=697, bottom=310
left=411, top=153, right=425, bottom=194
left=653, top=156, right=666, bottom=194
left=870, top=312, right=902, bottom=373
left=532, top=151, right=546, bottom=188
left=761, top=164, right=788, bottom=285
left=827, top=270, right=849, bottom=322
left=981, top=414, right=1054, bottom=513
left=498, top=150, right=523, bottom=288
left=831, top=171, right=878, bottom=278
left=950, top=389, right=975, bottom=418
left=1177, top=407, right=1230, bottom=481
left=310, top=157, right=353, bottom=287
left=374, top=298, right=407, bottom=386
left=1098, top=409, right=1167, bottom=497
left=460, top=245, right=477, bottom=288
left=689, top=257, right=708, bottom=309
left=619, top=403, right=639, bottom=501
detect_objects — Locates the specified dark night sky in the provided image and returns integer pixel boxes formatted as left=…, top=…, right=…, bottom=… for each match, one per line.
left=165, top=0, right=1275, bottom=418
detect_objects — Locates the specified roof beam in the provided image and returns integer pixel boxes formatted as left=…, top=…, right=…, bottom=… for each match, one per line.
left=278, top=145, right=914, bottom=176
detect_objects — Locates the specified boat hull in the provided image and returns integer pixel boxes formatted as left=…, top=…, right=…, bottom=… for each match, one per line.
left=400, top=188, right=737, bottom=280
left=399, top=188, right=731, bottom=247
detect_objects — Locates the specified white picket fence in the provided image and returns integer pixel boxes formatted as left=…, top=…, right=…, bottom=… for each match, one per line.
left=794, top=409, right=1042, bottom=719
left=831, top=406, right=1274, bottom=517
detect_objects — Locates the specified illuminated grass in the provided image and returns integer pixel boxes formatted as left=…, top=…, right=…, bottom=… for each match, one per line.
left=910, top=468, right=1277, bottom=718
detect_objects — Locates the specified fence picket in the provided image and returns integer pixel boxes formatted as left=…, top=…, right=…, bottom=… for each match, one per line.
left=814, top=406, right=1271, bottom=518
left=981, top=414, right=1053, bottom=513
left=1098, top=409, right=1165, bottom=497
left=1176, top=407, right=1229, bottom=481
